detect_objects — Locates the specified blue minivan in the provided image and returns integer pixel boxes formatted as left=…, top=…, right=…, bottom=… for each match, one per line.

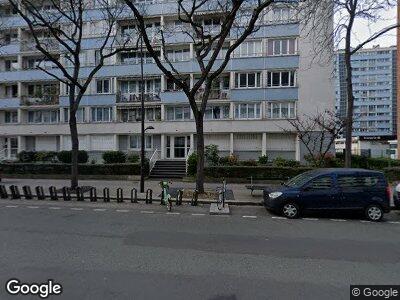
left=263, top=168, right=391, bottom=221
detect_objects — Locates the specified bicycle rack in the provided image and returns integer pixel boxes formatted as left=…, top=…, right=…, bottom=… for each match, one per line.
left=176, top=189, right=183, bottom=206
left=49, top=186, right=58, bottom=200
left=103, top=188, right=110, bottom=202
left=89, top=187, right=97, bottom=202
left=145, top=189, right=152, bottom=204
left=117, top=188, right=124, bottom=203
left=23, top=186, right=33, bottom=200
left=0, top=185, right=8, bottom=199
left=191, top=189, right=198, bottom=206
left=76, top=187, right=84, bottom=201
left=9, top=185, right=21, bottom=199
left=62, top=187, right=71, bottom=201
left=131, top=188, right=138, bottom=203
left=35, top=186, right=45, bottom=200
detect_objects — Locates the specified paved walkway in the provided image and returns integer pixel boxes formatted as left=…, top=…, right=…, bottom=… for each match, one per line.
left=0, top=178, right=273, bottom=204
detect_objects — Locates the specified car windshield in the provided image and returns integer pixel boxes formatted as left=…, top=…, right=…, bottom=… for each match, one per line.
left=284, top=171, right=317, bottom=188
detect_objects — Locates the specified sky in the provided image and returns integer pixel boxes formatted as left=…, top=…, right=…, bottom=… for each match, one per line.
left=340, top=6, right=397, bottom=49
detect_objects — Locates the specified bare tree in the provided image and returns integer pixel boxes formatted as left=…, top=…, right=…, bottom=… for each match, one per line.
left=283, top=110, right=345, bottom=167
left=9, top=0, right=132, bottom=188
left=304, top=0, right=399, bottom=167
left=123, top=0, right=278, bottom=192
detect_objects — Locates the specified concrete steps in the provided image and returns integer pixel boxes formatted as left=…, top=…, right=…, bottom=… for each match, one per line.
left=149, top=160, right=186, bottom=179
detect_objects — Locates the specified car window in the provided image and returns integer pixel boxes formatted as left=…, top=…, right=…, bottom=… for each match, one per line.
left=361, top=176, right=380, bottom=187
left=337, top=175, right=380, bottom=188
left=308, top=176, right=333, bottom=190
left=285, top=171, right=317, bottom=187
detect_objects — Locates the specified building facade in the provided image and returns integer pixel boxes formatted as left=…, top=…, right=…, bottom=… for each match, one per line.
left=335, top=46, right=397, bottom=139
left=0, top=0, right=334, bottom=163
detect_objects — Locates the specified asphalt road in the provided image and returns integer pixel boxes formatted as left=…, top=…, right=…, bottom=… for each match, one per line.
left=0, top=199, right=399, bottom=300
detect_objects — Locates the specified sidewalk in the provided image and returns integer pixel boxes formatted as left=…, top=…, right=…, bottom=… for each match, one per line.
left=0, top=177, right=273, bottom=205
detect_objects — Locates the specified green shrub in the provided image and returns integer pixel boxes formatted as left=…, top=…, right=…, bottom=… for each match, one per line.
left=18, top=151, right=36, bottom=163
left=273, top=157, right=301, bottom=167
left=220, top=154, right=239, bottom=166
left=127, top=153, right=140, bottom=163
left=34, top=151, right=57, bottom=162
left=102, top=151, right=127, bottom=164
left=187, top=152, right=197, bottom=176
left=57, top=150, right=88, bottom=164
left=205, top=144, right=220, bottom=166
left=258, top=155, right=269, bottom=165
left=239, top=160, right=258, bottom=166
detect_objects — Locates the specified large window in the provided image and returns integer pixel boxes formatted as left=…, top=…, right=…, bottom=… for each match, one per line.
left=234, top=40, right=263, bottom=57
left=120, top=78, right=161, bottom=94
left=96, top=79, right=111, bottom=94
left=267, top=70, right=296, bottom=87
left=204, top=105, right=230, bottom=120
left=4, top=111, right=18, bottom=123
left=235, top=72, right=262, bottom=88
left=91, top=107, right=113, bottom=122
left=268, top=102, right=296, bottom=119
left=166, top=49, right=190, bottom=62
left=120, top=51, right=160, bottom=64
left=267, top=38, right=297, bottom=56
left=129, top=135, right=153, bottom=150
left=63, top=108, right=86, bottom=123
left=234, top=103, right=261, bottom=119
left=120, top=107, right=161, bottom=122
left=166, top=106, right=191, bottom=121
left=265, top=6, right=297, bottom=23
left=28, top=110, right=59, bottom=124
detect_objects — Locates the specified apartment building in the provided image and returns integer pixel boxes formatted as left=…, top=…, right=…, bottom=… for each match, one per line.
left=0, top=0, right=334, bottom=164
left=335, top=46, right=397, bottom=139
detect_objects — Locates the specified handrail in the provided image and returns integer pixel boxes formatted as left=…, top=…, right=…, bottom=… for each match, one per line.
left=149, top=148, right=160, bottom=172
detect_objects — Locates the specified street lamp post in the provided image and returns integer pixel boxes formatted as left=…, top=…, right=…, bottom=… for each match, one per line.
left=140, top=35, right=145, bottom=193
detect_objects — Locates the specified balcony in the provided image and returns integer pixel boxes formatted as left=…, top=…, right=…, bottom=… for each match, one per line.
left=117, top=92, right=161, bottom=103
left=21, top=39, right=59, bottom=52
left=21, top=95, right=59, bottom=106
left=195, top=89, right=230, bottom=101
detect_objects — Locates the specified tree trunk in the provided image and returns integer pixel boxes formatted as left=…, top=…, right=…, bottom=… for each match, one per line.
left=344, top=42, right=354, bottom=168
left=69, top=111, right=79, bottom=189
left=195, top=114, right=205, bottom=193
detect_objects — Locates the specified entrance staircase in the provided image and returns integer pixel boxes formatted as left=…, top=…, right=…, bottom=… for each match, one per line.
left=149, top=160, right=186, bottom=179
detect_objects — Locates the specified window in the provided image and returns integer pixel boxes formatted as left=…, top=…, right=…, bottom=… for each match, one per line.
left=120, top=107, right=161, bottom=122
left=265, top=6, right=297, bottom=23
left=234, top=40, right=263, bottom=57
left=4, top=111, right=18, bottom=123
left=96, top=79, right=111, bottom=94
left=267, top=70, right=296, bottom=87
left=267, top=102, right=296, bottom=119
left=120, top=78, right=161, bottom=95
left=28, top=110, right=59, bottom=124
left=309, top=176, right=333, bottom=190
left=63, top=108, right=86, bottom=123
left=166, top=49, right=190, bottom=62
left=337, top=175, right=380, bottom=188
left=165, top=106, right=191, bottom=121
left=129, top=135, right=153, bottom=150
left=235, top=72, right=262, bottom=88
left=234, top=103, right=261, bottom=119
left=166, top=77, right=190, bottom=91
left=91, top=107, right=113, bottom=122
left=267, top=38, right=297, bottom=56
left=204, top=105, right=230, bottom=120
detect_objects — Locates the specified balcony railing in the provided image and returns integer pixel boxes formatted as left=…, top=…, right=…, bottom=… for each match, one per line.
left=117, top=92, right=161, bottom=103
left=21, top=39, right=59, bottom=52
left=21, top=95, right=59, bottom=106
left=195, top=89, right=230, bottom=100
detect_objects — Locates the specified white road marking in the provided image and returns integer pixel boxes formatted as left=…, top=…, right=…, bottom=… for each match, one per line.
left=49, top=207, right=61, bottom=210
left=330, top=219, right=347, bottom=222
left=93, top=208, right=106, bottom=212
left=242, top=215, right=257, bottom=219
left=302, top=218, right=319, bottom=221
left=388, top=221, right=400, bottom=224
left=141, top=211, right=154, bottom=214
left=191, top=213, right=205, bottom=216
left=27, top=206, right=39, bottom=209
left=116, top=209, right=129, bottom=213
left=166, top=212, right=180, bottom=215
left=271, top=216, right=286, bottom=220
left=70, top=208, right=83, bottom=211
left=5, top=205, right=18, bottom=208
left=360, top=220, right=372, bottom=223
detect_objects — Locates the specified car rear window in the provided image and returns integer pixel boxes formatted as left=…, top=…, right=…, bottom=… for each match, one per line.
left=337, top=175, right=381, bottom=188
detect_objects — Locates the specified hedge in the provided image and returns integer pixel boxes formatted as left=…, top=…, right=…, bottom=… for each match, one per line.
left=0, top=163, right=147, bottom=176
left=204, top=166, right=312, bottom=180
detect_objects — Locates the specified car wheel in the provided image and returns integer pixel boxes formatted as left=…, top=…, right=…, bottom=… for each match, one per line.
left=282, top=202, right=300, bottom=219
left=365, top=205, right=383, bottom=222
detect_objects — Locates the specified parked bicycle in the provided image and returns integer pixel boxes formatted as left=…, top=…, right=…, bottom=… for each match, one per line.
left=216, top=179, right=227, bottom=210
left=160, top=180, right=173, bottom=212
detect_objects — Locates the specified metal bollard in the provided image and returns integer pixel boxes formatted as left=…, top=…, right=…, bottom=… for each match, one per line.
left=103, top=188, right=110, bottom=202
left=191, top=189, right=198, bottom=206
left=35, top=186, right=45, bottom=200
left=89, top=187, right=97, bottom=202
left=145, top=189, right=153, bottom=204
left=22, top=186, right=33, bottom=200
left=117, top=188, right=124, bottom=203
left=76, top=187, right=84, bottom=201
left=176, top=189, right=183, bottom=206
left=9, top=185, right=21, bottom=199
left=49, top=186, right=58, bottom=201
left=62, top=187, right=71, bottom=201
left=0, top=185, right=8, bottom=199
left=130, top=188, right=138, bottom=203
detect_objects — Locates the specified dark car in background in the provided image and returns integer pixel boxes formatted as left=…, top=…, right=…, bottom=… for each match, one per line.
left=263, top=168, right=391, bottom=221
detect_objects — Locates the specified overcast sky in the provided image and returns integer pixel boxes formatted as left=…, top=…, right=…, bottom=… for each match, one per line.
left=337, top=6, right=397, bottom=49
